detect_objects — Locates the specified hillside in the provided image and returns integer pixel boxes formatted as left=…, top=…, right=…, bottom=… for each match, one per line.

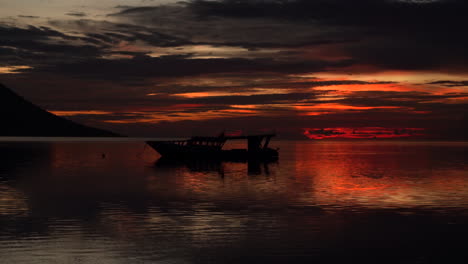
left=0, top=83, right=118, bottom=137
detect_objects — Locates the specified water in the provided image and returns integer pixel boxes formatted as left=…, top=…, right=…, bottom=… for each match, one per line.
left=0, top=140, right=467, bottom=263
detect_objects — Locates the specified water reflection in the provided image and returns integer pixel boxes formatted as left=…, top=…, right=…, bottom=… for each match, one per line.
left=154, top=157, right=275, bottom=176
left=291, top=141, right=468, bottom=210
left=0, top=140, right=467, bottom=263
left=1, top=140, right=467, bottom=212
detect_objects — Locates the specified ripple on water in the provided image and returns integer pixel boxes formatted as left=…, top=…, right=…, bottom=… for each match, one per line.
left=0, top=141, right=467, bottom=263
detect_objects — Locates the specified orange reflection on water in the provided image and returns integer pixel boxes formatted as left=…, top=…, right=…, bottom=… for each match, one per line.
left=0, top=185, right=28, bottom=216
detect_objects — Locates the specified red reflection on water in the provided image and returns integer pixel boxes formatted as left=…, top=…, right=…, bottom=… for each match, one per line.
left=292, top=141, right=468, bottom=209
left=5, top=140, right=466, bottom=211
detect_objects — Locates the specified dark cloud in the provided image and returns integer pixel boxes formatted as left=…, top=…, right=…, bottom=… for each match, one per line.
left=324, top=91, right=468, bottom=112
left=428, top=80, right=468, bottom=87
left=189, top=0, right=467, bottom=26
left=5, top=1, right=468, bottom=73
left=48, top=19, right=192, bottom=47
left=111, top=1, right=468, bottom=72
left=189, top=0, right=467, bottom=71
left=0, top=21, right=194, bottom=69
left=128, top=31, right=192, bottom=47
left=111, top=4, right=356, bottom=49
left=186, top=92, right=318, bottom=105
left=18, top=15, right=40, bottom=19
left=66, top=12, right=87, bottom=17
left=28, top=54, right=353, bottom=80
left=0, top=25, right=68, bottom=39
left=113, top=6, right=160, bottom=16
left=0, top=25, right=107, bottom=67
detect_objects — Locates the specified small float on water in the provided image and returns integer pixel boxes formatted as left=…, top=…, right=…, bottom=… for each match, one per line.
left=146, top=133, right=278, bottom=161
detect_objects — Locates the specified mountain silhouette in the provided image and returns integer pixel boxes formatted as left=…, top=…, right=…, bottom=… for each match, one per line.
left=0, top=83, right=118, bottom=137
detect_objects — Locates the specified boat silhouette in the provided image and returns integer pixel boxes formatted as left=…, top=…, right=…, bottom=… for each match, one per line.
left=147, top=133, right=278, bottom=161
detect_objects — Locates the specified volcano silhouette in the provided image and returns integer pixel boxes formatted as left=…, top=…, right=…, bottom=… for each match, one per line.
left=0, top=83, right=118, bottom=136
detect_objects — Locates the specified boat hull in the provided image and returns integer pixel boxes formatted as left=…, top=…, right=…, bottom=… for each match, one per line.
left=146, top=141, right=278, bottom=161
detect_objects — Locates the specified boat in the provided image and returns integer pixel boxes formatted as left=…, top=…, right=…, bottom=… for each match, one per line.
left=146, top=133, right=278, bottom=161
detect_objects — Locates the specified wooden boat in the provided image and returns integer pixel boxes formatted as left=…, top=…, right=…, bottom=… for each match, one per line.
left=146, top=133, right=278, bottom=161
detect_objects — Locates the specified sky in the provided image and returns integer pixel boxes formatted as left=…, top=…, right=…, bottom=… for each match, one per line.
left=1, top=0, right=467, bottom=138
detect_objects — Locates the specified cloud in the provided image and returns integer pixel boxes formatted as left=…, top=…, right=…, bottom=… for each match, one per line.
left=66, top=12, right=87, bottom=17
left=48, top=19, right=193, bottom=47
left=0, top=21, right=195, bottom=70
left=110, top=0, right=468, bottom=73
left=0, top=25, right=68, bottom=39
left=181, top=92, right=318, bottom=105
left=2, top=0, right=467, bottom=137
left=326, top=91, right=468, bottom=105
left=188, top=0, right=467, bottom=28
left=111, top=3, right=357, bottom=49
left=28, top=54, right=353, bottom=80
left=5, top=1, right=468, bottom=74
left=0, top=25, right=107, bottom=67
left=18, top=15, right=40, bottom=19
left=428, top=80, right=468, bottom=87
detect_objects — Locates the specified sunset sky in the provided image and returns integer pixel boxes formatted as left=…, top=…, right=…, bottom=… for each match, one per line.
left=1, top=0, right=467, bottom=138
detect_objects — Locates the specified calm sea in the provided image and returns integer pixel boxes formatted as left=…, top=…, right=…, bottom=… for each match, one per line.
left=0, top=139, right=467, bottom=263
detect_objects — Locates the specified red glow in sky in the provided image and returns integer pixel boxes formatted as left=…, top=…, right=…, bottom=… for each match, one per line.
left=1, top=0, right=467, bottom=138
left=303, top=127, right=425, bottom=139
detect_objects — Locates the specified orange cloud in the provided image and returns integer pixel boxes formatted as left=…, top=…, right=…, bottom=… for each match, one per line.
left=0, top=65, right=32, bottom=74
left=103, top=108, right=260, bottom=124
left=294, top=103, right=405, bottom=111
left=313, top=83, right=414, bottom=92
left=49, top=110, right=113, bottom=116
